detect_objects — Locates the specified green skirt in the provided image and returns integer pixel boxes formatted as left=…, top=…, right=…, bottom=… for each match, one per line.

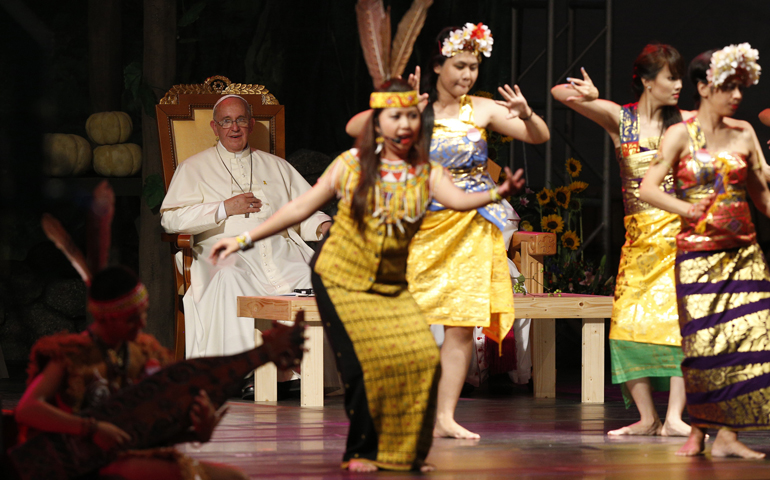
left=610, top=339, right=684, bottom=408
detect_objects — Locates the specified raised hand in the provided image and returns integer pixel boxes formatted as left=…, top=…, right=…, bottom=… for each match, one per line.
left=405, top=65, right=429, bottom=112
left=496, top=84, right=532, bottom=120
left=224, top=192, right=262, bottom=217
left=496, top=167, right=526, bottom=198
left=209, top=237, right=240, bottom=264
left=564, top=67, right=599, bottom=102
left=260, top=312, right=307, bottom=370
left=190, top=390, right=226, bottom=442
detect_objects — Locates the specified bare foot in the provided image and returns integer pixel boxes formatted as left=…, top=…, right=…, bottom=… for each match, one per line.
left=660, top=418, right=691, bottom=437
left=712, top=429, right=765, bottom=459
left=415, top=461, right=436, bottom=472
left=676, top=427, right=706, bottom=456
left=433, top=418, right=480, bottom=439
left=608, top=419, right=662, bottom=436
left=348, top=460, right=378, bottom=472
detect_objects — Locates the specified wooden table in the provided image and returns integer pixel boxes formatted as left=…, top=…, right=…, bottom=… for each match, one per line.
left=237, top=296, right=323, bottom=407
left=515, top=293, right=614, bottom=403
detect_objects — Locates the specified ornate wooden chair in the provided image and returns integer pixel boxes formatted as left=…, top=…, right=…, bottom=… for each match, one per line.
left=155, top=76, right=285, bottom=359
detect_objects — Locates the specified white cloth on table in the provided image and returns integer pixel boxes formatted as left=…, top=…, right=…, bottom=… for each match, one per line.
left=160, top=143, right=331, bottom=358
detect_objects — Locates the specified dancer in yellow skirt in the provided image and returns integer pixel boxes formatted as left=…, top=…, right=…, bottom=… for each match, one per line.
left=409, top=24, right=549, bottom=439
left=552, top=44, right=693, bottom=437
left=641, top=44, right=770, bottom=458
left=211, top=79, right=526, bottom=472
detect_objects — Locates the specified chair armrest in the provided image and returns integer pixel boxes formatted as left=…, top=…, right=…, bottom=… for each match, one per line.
left=161, top=233, right=192, bottom=249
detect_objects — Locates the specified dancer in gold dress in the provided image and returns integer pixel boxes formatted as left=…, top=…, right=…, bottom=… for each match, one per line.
left=552, top=44, right=692, bottom=437
left=641, top=44, right=770, bottom=459
left=210, top=79, right=526, bottom=472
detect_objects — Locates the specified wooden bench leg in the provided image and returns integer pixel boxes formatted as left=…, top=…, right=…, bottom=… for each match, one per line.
left=531, top=318, right=556, bottom=398
left=300, top=323, right=324, bottom=407
left=581, top=318, right=605, bottom=403
left=254, top=318, right=277, bottom=403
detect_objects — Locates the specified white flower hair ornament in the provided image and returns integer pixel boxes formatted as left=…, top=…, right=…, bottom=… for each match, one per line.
left=441, top=23, right=493, bottom=59
left=707, top=42, right=761, bottom=88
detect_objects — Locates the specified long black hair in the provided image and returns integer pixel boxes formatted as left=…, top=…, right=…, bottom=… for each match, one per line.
left=688, top=50, right=716, bottom=109
left=351, top=79, right=428, bottom=233
left=631, top=43, right=686, bottom=132
left=421, top=27, right=459, bottom=152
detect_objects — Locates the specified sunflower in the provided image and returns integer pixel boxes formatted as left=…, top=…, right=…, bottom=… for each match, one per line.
left=520, top=220, right=534, bottom=232
left=536, top=188, right=553, bottom=206
left=568, top=198, right=581, bottom=211
left=474, top=90, right=494, bottom=99
left=569, top=180, right=589, bottom=193
left=541, top=214, right=565, bottom=233
left=554, top=186, right=571, bottom=209
left=566, top=158, right=582, bottom=177
left=562, top=230, right=581, bottom=250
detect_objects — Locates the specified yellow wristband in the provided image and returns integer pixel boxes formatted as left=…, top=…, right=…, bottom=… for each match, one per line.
left=489, top=188, right=503, bottom=202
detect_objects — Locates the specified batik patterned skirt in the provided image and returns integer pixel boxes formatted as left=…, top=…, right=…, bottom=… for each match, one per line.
left=407, top=209, right=515, bottom=344
left=676, top=242, right=770, bottom=430
left=312, top=273, right=440, bottom=470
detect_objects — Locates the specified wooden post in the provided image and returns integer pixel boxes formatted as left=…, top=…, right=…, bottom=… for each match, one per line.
left=139, top=0, right=176, bottom=348
left=581, top=318, right=605, bottom=403
left=511, top=232, right=557, bottom=398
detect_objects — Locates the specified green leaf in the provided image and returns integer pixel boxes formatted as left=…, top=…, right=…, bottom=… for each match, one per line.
left=143, top=174, right=165, bottom=211
left=178, top=1, right=207, bottom=27
left=124, top=61, right=142, bottom=93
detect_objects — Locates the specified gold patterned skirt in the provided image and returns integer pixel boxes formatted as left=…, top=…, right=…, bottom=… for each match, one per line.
left=676, top=243, right=770, bottom=430
left=406, top=209, right=515, bottom=343
left=610, top=210, right=681, bottom=346
left=312, top=272, right=439, bottom=470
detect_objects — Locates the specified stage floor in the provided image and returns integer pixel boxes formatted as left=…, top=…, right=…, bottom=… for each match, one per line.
left=178, top=387, right=770, bottom=480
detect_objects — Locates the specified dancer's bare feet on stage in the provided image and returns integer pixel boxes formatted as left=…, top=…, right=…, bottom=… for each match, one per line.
left=608, top=419, right=662, bottom=436
left=415, top=461, right=436, bottom=472
left=347, top=460, right=377, bottom=473
left=660, top=418, right=691, bottom=437
left=433, top=418, right=480, bottom=439
left=676, top=427, right=705, bottom=456
left=711, top=428, right=765, bottom=459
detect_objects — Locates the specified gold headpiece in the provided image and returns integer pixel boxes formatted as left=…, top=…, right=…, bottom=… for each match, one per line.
left=369, top=90, right=419, bottom=108
left=441, top=23, right=493, bottom=59
left=356, top=0, right=433, bottom=88
left=88, top=282, right=149, bottom=320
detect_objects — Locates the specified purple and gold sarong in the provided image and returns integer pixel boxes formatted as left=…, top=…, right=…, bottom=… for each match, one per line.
left=676, top=243, right=770, bottom=430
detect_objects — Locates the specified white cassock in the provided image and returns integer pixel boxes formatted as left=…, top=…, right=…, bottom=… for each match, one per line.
left=160, top=143, right=332, bottom=358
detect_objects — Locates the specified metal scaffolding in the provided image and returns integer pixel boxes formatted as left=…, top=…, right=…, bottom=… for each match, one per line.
left=509, top=0, right=613, bottom=264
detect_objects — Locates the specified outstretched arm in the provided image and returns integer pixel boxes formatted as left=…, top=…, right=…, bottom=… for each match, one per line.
left=551, top=67, right=621, bottom=138
left=433, top=167, right=525, bottom=211
left=210, top=177, right=336, bottom=262
left=746, top=127, right=770, bottom=218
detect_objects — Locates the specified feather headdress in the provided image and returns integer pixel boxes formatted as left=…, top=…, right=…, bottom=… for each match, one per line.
left=356, top=0, right=433, bottom=89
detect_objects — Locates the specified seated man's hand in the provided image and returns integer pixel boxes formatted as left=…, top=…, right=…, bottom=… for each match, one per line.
left=224, top=192, right=262, bottom=217
left=190, top=390, right=225, bottom=442
left=261, top=313, right=306, bottom=370
left=92, top=421, right=131, bottom=451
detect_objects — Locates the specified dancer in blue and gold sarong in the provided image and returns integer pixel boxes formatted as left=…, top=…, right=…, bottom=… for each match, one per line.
left=553, top=44, right=692, bottom=436
left=640, top=44, right=770, bottom=458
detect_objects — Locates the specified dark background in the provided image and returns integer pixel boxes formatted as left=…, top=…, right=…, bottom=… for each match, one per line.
left=2, top=0, right=770, bottom=375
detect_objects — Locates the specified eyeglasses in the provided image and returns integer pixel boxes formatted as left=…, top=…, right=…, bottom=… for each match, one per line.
left=214, top=116, right=250, bottom=129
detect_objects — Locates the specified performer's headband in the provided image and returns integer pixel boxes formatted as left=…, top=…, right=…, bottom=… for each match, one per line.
left=707, top=43, right=761, bottom=88
left=441, top=23, right=493, bottom=59
left=88, top=282, right=149, bottom=321
left=369, top=91, right=420, bottom=109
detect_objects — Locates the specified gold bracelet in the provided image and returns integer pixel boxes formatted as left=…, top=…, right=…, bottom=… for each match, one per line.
left=489, top=188, right=503, bottom=202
